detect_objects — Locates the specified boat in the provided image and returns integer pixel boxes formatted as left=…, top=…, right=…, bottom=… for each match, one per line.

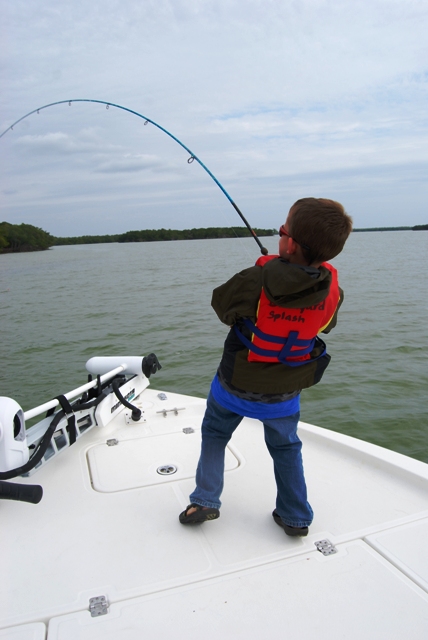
left=1, top=353, right=427, bottom=639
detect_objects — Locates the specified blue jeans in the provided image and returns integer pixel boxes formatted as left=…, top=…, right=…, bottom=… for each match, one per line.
left=189, top=392, right=313, bottom=527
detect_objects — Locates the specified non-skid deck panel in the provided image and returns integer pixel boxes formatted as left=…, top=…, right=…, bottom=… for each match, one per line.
left=2, top=390, right=428, bottom=630
left=0, top=484, right=215, bottom=628
left=178, top=416, right=428, bottom=567
left=0, top=624, right=46, bottom=640
left=48, top=540, right=428, bottom=640
left=365, top=517, right=428, bottom=593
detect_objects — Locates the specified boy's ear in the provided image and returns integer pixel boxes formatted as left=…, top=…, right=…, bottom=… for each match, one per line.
left=287, top=237, right=298, bottom=255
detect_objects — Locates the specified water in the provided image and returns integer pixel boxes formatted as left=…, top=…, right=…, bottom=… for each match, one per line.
left=1, top=232, right=427, bottom=462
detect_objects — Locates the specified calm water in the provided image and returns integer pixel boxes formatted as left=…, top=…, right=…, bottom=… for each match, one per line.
left=1, top=232, right=427, bottom=462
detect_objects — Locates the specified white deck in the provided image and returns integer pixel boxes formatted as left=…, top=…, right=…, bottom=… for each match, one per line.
left=1, top=387, right=428, bottom=639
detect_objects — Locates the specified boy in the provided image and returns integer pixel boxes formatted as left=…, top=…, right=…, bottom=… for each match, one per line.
left=179, top=198, right=353, bottom=535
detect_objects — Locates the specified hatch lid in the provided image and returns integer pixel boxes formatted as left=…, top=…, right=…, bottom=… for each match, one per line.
left=0, top=623, right=46, bottom=640
left=48, top=540, right=428, bottom=639
left=87, top=429, right=239, bottom=492
left=366, top=516, right=428, bottom=592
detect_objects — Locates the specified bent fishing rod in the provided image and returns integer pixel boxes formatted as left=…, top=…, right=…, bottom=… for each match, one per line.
left=1, top=99, right=268, bottom=255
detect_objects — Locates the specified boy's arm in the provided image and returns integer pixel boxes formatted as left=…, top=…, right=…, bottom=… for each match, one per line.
left=211, top=266, right=261, bottom=326
left=321, top=287, right=344, bottom=334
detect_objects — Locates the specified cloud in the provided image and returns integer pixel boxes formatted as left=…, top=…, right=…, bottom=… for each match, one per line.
left=1, top=0, right=427, bottom=233
left=16, top=131, right=93, bottom=155
left=13, top=127, right=121, bottom=155
left=95, top=154, right=163, bottom=173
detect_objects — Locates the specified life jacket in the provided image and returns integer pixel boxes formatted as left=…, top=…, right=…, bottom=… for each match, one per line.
left=234, top=256, right=340, bottom=367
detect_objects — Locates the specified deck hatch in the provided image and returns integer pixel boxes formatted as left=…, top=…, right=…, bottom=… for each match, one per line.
left=87, top=429, right=239, bottom=492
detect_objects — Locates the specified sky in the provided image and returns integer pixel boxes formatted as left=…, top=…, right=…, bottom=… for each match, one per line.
left=1, top=0, right=427, bottom=236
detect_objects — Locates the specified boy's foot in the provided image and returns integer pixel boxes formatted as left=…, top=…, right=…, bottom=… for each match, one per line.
left=272, top=510, right=309, bottom=537
left=179, top=503, right=220, bottom=524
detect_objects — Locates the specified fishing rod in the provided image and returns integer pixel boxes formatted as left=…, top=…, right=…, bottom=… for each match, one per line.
left=1, top=99, right=268, bottom=255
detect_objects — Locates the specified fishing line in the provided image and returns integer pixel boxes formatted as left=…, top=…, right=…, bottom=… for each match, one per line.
left=1, top=99, right=268, bottom=255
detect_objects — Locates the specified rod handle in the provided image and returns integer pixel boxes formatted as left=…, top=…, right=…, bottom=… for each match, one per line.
left=0, top=480, right=43, bottom=504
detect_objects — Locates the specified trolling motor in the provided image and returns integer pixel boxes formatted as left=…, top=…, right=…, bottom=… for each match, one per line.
left=0, top=398, right=28, bottom=471
left=0, top=398, right=41, bottom=503
left=0, top=354, right=161, bottom=502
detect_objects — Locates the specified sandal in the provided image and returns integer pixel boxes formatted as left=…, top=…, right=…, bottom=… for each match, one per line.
left=179, top=503, right=220, bottom=524
left=272, top=510, right=309, bottom=537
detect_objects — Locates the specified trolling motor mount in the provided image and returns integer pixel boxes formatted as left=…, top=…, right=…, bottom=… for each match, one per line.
left=0, top=354, right=162, bottom=488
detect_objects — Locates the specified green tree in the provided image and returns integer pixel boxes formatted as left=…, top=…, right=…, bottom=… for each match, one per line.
left=0, top=222, right=54, bottom=253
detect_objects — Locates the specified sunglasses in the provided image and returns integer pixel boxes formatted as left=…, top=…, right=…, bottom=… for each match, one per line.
left=279, top=225, right=311, bottom=253
left=278, top=225, right=291, bottom=239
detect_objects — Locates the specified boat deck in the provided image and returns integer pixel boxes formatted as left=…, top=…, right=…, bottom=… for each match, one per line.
left=2, top=387, right=428, bottom=639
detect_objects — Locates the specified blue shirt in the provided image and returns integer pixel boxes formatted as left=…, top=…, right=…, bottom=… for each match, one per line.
left=211, top=374, right=300, bottom=419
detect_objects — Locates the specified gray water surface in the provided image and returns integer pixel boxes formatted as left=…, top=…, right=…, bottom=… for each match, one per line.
left=1, top=231, right=427, bottom=461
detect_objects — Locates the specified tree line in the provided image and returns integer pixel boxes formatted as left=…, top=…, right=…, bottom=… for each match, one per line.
left=1, top=221, right=427, bottom=254
left=0, top=222, right=54, bottom=253
left=52, top=226, right=277, bottom=245
left=0, top=223, right=276, bottom=253
left=353, top=225, right=428, bottom=231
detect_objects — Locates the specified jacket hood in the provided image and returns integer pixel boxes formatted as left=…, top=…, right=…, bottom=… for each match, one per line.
left=261, top=257, right=332, bottom=309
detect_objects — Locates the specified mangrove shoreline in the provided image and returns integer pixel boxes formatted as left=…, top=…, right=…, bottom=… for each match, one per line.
left=1, top=222, right=427, bottom=254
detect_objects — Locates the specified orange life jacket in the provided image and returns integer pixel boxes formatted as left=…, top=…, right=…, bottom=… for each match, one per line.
left=234, top=257, right=340, bottom=366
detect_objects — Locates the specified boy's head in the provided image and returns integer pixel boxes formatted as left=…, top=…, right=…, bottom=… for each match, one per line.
left=280, top=197, right=353, bottom=265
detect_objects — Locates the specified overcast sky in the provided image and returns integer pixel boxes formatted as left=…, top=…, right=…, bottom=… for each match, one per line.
left=1, top=0, right=427, bottom=236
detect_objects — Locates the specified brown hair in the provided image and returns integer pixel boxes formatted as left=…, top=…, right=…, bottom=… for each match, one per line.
left=289, top=197, right=353, bottom=263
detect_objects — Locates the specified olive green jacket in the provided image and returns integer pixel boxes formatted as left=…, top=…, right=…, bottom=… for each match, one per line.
left=212, top=257, right=343, bottom=394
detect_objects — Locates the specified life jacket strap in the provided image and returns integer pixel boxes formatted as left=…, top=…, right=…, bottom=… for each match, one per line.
left=234, top=319, right=326, bottom=366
